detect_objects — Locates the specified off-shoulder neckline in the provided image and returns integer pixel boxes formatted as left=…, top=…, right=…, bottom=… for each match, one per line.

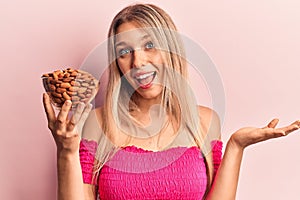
left=120, top=145, right=199, bottom=153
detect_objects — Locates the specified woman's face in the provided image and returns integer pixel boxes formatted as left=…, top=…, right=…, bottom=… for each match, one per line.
left=115, top=21, right=165, bottom=100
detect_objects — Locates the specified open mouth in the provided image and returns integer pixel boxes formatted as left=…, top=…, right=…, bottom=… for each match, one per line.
left=134, top=71, right=156, bottom=89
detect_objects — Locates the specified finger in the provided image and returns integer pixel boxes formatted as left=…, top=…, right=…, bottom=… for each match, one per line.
left=79, top=103, right=93, bottom=124
left=42, top=93, right=56, bottom=129
left=67, top=103, right=86, bottom=131
left=291, top=120, right=300, bottom=128
left=56, top=100, right=72, bottom=128
left=278, top=124, right=299, bottom=136
left=266, top=118, right=279, bottom=128
left=68, top=103, right=93, bottom=132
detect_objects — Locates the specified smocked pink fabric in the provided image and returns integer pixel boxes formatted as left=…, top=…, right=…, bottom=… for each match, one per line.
left=79, top=139, right=98, bottom=184
left=211, top=140, right=222, bottom=178
left=79, top=139, right=223, bottom=200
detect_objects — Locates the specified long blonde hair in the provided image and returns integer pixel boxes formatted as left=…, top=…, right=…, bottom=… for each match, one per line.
left=93, top=3, right=214, bottom=193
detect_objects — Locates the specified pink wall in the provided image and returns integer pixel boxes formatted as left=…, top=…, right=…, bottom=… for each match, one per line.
left=1, top=0, right=300, bottom=199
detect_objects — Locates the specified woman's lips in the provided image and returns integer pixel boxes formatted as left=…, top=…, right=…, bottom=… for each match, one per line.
left=134, top=71, right=156, bottom=89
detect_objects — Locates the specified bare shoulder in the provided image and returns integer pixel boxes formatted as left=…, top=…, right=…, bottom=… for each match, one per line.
left=197, top=105, right=221, bottom=140
left=85, top=106, right=104, bottom=125
left=81, top=106, right=104, bottom=141
left=94, top=106, right=104, bottom=122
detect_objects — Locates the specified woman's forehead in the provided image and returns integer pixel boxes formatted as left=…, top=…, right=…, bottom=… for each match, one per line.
left=115, top=23, right=150, bottom=44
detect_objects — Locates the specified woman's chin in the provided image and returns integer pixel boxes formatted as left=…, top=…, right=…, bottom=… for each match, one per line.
left=136, top=84, right=163, bottom=100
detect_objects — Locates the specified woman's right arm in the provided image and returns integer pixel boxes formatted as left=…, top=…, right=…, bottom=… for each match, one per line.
left=206, top=118, right=299, bottom=200
left=43, top=93, right=96, bottom=200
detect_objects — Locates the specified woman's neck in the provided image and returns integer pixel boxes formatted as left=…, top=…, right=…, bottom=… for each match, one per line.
left=129, top=93, right=166, bottom=127
left=132, top=92, right=162, bottom=114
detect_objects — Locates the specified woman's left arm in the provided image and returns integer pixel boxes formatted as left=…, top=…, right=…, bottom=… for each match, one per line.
left=206, top=118, right=300, bottom=200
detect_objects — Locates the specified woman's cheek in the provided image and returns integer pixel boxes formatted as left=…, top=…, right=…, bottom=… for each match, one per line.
left=118, top=60, right=131, bottom=74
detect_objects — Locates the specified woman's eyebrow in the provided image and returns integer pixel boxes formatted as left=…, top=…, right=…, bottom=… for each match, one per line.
left=115, top=34, right=151, bottom=47
left=141, top=34, right=151, bottom=42
left=115, top=41, right=126, bottom=48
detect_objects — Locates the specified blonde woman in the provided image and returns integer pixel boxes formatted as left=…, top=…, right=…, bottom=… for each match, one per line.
left=42, top=3, right=300, bottom=200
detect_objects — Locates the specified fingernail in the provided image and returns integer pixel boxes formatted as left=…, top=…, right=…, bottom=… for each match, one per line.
left=66, top=100, right=72, bottom=105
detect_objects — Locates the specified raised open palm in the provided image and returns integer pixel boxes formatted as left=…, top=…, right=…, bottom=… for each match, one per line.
left=230, top=119, right=300, bottom=149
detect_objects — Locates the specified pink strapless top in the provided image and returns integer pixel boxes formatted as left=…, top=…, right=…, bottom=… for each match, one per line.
left=79, top=139, right=222, bottom=200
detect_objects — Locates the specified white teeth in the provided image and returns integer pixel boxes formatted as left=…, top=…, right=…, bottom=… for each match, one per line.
left=135, top=72, right=155, bottom=80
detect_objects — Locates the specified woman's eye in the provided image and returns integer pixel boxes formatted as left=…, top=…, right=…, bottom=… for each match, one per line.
left=145, top=41, right=155, bottom=49
left=118, top=48, right=131, bottom=56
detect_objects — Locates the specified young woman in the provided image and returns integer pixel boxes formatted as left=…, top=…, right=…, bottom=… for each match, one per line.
left=42, top=3, right=300, bottom=200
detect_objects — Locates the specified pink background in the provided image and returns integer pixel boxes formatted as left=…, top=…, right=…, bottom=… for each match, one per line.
left=1, top=0, right=300, bottom=199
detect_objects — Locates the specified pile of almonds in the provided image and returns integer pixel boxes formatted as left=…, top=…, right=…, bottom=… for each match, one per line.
left=42, top=68, right=99, bottom=108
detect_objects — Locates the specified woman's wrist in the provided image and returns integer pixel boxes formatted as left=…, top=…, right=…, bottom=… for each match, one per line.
left=57, top=147, right=79, bottom=160
left=227, top=135, right=246, bottom=153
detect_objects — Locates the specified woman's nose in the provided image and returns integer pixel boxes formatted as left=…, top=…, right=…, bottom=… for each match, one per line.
left=132, top=49, right=147, bottom=68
